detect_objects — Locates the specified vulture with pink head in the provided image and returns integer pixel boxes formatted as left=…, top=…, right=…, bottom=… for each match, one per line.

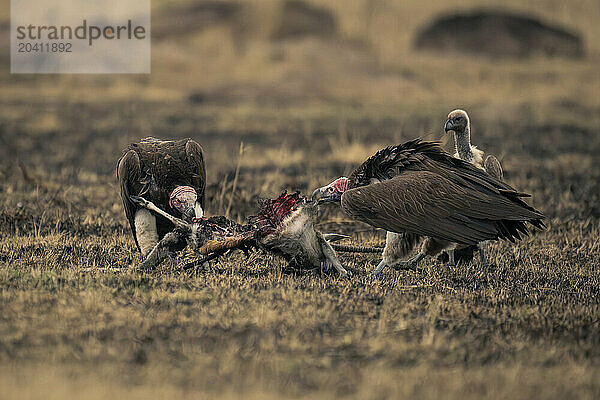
left=313, top=139, right=544, bottom=274
left=117, top=137, right=206, bottom=256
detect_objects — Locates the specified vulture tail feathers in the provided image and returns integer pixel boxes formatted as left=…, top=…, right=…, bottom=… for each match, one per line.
left=499, top=189, right=531, bottom=198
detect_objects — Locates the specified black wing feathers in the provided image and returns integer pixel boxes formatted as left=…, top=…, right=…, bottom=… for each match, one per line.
left=342, top=139, right=545, bottom=245
left=117, top=150, right=143, bottom=251
left=116, top=138, right=207, bottom=250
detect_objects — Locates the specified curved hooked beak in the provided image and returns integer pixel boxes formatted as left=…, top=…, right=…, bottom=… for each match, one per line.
left=183, top=204, right=197, bottom=222
left=311, top=187, right=324, bottom=203
left=444, top=119, right=454, bottom=133
left=181, top=200, right=203, bottom=222
left=311, top=185, right=341, bottom=204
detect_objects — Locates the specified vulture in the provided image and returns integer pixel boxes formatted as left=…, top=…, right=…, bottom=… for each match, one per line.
left=444, top=109, right=503, bottom=265
left=312, top=139, right=545, bottom=274
left=117, top=137, right=206, bottom=256
left=445, top=109, right=503, bottom=180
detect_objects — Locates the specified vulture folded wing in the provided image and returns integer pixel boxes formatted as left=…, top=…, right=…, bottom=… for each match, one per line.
left=117, top=150, right=143, bottom=251
left=185, top=140, right=207, bottom=208
left=341, top=171, right=542, bottom=246
left=484, top=155, right=504, bottom=181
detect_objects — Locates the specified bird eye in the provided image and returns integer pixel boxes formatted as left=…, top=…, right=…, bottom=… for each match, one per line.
left=328, top=187, right=335, bottom=193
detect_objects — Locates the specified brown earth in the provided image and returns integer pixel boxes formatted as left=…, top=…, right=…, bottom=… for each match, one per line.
left=0, top=0, right=599, bottom=398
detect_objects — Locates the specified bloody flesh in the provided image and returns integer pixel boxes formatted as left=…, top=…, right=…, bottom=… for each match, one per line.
left=251, top=191, right=308, bottom=237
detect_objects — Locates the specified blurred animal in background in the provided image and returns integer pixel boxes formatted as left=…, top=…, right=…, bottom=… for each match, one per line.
left=443, top=109, right=504, bottom=265
left=414, top=11, right=584, bottom=59
left=130, top=192, right=350, bottom=277
left=313, top=139, right=545, bottom=275
left=117, top=137, right=206, bottom=256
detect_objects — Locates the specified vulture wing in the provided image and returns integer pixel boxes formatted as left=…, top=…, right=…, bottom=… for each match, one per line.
left=484, top=155, right=504, bottom=181
left=341, top=170, right=543, bottom=246
left=349, top=139, right=540, bottom=212
left=350, top=140, right=512, bottom=192
left=185, top=140, right=207, bottom=208
left=117, top=150, right=144, bottom=251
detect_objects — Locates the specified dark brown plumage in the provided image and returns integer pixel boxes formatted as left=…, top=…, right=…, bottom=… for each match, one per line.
left=117, top=137, right=206, bottom=254
left=314, top=139, right=545, bottom=273
left=345, top=140, right=543, bottom=241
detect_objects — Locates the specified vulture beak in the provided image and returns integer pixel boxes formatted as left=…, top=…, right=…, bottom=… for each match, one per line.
left=311, top=187, right=325, bottom=203
left=312, top=185, right=341, bottom=204
left=183, top=205, right=197, bottom=222
left=444, top=119, right=454, bottom=133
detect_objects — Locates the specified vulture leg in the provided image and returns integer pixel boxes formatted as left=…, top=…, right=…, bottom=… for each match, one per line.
left=478, top=241, right=489, bottom=266
left=134, top=209, right=159, bottom=257
left=317, top=233, right=351, bottom=277
left=395, top=238, right=454, bottom=270
left=372, top=232, right=421, bottom=275
left=447, top=249, right=456, bottom=267
left=138, top=230, right=186, bottom=269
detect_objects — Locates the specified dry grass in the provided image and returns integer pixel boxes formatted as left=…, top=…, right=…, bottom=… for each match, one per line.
left=1, top=0, right=600, bottom=398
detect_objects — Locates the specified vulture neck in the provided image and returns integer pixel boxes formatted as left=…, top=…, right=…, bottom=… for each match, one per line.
left=454, top=127, right=474, bottom=163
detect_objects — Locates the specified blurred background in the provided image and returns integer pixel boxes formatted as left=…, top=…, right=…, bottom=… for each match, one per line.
left=0, top=0, right=598, bottom=219
left=0, top=1, right=599, bottom=398
left=0, top=0, right=598, bottom=185
left=1, top=0, right=598, bottom=228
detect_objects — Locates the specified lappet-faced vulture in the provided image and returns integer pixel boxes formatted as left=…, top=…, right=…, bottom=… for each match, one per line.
left=117, top=137, right=206, bottom=256
left=313, top=139, right=544, bottom=274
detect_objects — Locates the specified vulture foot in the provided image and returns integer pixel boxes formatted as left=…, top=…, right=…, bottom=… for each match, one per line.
left=371, top=256, right=422, bottom=275
left=138, top=231, right=184, bottom=269
left=393, top=253, right=425, bottom=271
left=371, top=260, right=388, bottom=275
left=393, top=261, right=419, bottom=271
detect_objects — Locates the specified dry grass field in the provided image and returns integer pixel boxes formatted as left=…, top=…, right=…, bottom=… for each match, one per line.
left=0, top=0, right=599, bottom=398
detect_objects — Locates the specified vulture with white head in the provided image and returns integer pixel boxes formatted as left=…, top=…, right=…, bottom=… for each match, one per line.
left=313, top=139, right=544, bottom=274
left=445, top=109, right=503, bottom=179
left=444, top=109, right=503, bottom=265
left=117, top=137, right=206, bottom=256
